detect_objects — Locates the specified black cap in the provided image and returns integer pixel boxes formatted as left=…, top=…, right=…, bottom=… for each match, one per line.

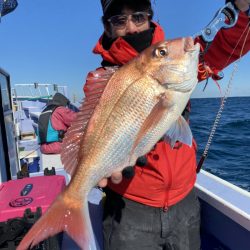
left=101, top=0, right=113, bottom=14
left=101, top=0, right=151, bottom=17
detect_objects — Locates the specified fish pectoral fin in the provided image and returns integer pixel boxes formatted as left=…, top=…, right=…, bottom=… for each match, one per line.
left=164, top=116, right=193, bottom=148
left=132, top=93, right=170, bottom=153
left=17, top=192, right=95, bottom=250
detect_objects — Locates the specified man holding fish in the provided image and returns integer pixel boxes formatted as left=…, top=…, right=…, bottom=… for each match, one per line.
left=17, top=0, right=249, bottom=250
left=93, top=0, right=250, bottom=250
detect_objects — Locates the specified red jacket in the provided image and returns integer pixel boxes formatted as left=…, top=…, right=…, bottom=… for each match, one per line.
left=84, top=13, right=250, bottom=208
left=40, top=107, right=77, bottom=154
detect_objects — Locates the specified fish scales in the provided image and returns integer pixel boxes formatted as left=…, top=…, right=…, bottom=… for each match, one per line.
left=89, top=77, right=162, bottom=169
left=69, top=84, right=156, bottom=192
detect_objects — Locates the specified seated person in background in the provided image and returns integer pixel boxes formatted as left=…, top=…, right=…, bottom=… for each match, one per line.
left=38, top=92, right=77, bottom=154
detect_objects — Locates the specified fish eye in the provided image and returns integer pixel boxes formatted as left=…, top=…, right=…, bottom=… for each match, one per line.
left=155, top=47, right=168, bottom=58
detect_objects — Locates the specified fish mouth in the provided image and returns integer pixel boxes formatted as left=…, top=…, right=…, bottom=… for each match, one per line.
left=184, top=37, right=200, bottom=53
left=163, top=41, right=200, bottom=93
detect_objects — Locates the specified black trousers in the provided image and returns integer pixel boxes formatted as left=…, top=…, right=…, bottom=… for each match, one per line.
left=103, top=188, right=200, bottom=250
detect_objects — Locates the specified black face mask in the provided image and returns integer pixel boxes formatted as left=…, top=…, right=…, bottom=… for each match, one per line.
left=122, top=27, right=154, bottom=53
left=102, top=26, right=154, bottom=53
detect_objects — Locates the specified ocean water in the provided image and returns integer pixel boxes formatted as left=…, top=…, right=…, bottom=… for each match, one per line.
left=190, top=96, right=250, bottom=192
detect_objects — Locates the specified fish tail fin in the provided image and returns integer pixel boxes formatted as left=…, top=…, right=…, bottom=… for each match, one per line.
left=17, top=190, right=96, bottom=250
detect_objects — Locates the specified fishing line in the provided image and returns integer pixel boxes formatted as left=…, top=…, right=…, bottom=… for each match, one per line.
left=223, top=18, right=250, bottom=69
left=197, top=19, right=250, bottom=173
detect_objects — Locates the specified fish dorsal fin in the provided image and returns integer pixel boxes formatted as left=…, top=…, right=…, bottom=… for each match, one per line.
left=61, top=67, right=118, bottom=176
left=164, top=116, right=193, bottom=148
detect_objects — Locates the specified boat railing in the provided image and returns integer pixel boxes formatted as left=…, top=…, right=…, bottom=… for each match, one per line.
left=12, top=83, right=69, bottom=102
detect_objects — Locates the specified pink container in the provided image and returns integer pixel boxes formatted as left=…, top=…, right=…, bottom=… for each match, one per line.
left=0, top=175, right=66, bottom=222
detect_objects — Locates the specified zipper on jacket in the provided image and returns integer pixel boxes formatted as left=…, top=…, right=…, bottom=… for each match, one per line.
left=162, top=143, right=173, bottom=212
left=163, top=189, right=170, bottom=213
left=162, top=205, right=168, bottom=212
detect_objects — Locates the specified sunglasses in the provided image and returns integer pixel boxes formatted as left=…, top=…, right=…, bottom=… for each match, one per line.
left=107, top=12, right=151, bottom=28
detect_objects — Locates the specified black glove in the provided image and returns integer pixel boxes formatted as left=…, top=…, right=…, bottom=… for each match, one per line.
left=122, top=155, right=148, bottom=179
left=136, top=155, right=148, bottom=166
left=122, top=166, right=135, bottom=179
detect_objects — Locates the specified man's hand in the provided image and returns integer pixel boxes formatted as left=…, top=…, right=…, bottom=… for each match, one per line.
left=98, top=171, right=123, bottom=188
left=97, top=156, right=147, bottom=188
left=235, top=0, right=250, bottom=12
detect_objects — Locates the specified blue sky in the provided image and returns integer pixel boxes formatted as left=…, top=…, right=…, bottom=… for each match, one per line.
left=0, top=0, right=249, bottom=101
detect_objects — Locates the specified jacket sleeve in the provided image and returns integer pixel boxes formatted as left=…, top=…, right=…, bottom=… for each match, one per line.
left=60, top=108, right=77, bottom=127
left=196, top=11, right=250, bottom=80
left=53, top=107, right=77, bottom=129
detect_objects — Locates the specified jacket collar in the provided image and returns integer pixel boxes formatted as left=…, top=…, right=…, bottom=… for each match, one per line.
left=93, top=22, right=165, bottom=66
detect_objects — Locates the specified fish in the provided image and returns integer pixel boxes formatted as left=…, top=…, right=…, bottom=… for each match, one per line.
left=17, top=37, right=200, bottom=250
